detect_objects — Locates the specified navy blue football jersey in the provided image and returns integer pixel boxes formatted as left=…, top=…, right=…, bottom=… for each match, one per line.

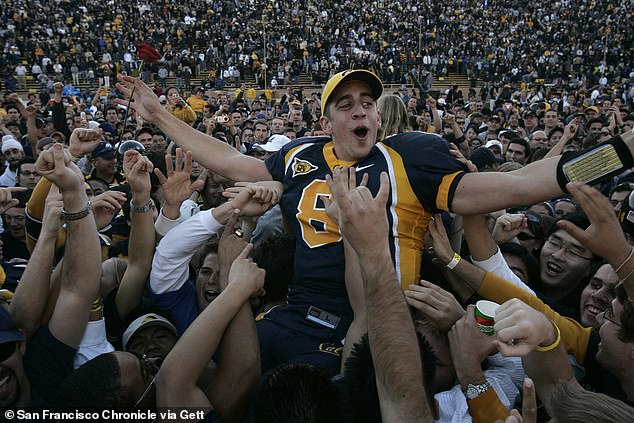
left=265, top=132, right=466, bottom=301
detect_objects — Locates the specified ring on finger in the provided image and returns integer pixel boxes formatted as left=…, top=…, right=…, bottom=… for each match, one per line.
left=233, top=228, right=243, bottom=238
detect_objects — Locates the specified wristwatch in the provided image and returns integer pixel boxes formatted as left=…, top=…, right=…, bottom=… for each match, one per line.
left=463, top=381, right=491, bottom=400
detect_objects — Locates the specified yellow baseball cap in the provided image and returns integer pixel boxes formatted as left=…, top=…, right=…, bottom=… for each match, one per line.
left=321, top=70, right=383, bottom=115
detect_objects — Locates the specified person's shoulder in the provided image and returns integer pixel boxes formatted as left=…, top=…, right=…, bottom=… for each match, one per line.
left=381, top=131, right=449, bottom=149
left=278, top=135, right=331, bottom=156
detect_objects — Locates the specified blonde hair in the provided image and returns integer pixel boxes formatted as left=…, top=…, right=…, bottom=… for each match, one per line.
left=377, top=95, right=411, bottom=140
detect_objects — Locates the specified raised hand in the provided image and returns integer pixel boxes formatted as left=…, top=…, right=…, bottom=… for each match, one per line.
left=218, top=211, right=248, bottom=291
left=91, top=190, right=126, bottom=230
left=114, top=75, right=165, bottom=123
left=492, top=213, right=528, bottom=243
left=68, top=128, right=103, bottom=158
left=558, top=182, right=630, bottom=265
left=0, top=187, right=28, bottom=214
left=154, top=148, right=204, bottom=208
left=42, top=186, right=64, bottom=236
left=427, top=213, right=455, bottom=265
left=325, top=166, right=389, bottom=255
left=123, top=150, right=154, bottom=197
left=226, top=183, right=279, bottom=217
left=35, top=144, right=82, bottom=193
left=227, top=243, right=265, bottom=300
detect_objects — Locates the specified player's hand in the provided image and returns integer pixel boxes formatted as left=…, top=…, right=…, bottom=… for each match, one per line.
left=114, top=75, right=165, bottom=123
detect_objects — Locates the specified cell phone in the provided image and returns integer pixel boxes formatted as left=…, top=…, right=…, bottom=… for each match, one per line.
left=215, top=115, right=230, bottom=123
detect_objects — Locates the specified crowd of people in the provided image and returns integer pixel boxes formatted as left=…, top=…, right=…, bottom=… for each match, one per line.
left=0, top=1, right=634, bottom=421
left=1, top=0, right=633, bottom=93
left=0, top=60, right=634, bottom=421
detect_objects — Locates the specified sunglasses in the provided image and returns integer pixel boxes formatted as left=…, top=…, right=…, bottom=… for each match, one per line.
left=0, top=341, right=16, bottom=362
left=516, top=232, right=536, bottom=241
left=519, top=210, right=541, bottom=225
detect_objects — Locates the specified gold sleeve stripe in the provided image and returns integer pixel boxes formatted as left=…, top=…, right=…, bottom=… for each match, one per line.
left=436, top=171, right=463, bottom=211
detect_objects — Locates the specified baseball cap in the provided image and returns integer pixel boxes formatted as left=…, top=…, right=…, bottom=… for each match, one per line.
left=253, top=134, right=291, bottom=153
left=485, top=140, right=503, bottom=150
left=321, top=70, right=383, bottom=115
left=91, top=141, right=116, bottom=159
left=0, top=307, right=25, bottom=345
left=290, top=100, right=301, bottom=107
left=99, top=122, right=116, bottom=137
left=523, top=110, right=537, bottom=118
left=585, top=106, right=600, bottom=114
left=122, top=313, right=178, bottom=351
left=470, top=147, right=502, bottom=170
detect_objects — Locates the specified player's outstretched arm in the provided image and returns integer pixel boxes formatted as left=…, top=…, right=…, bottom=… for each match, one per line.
left=115, top=75, right=271, bottom=183
left=453, top=131, right=634, bottom=215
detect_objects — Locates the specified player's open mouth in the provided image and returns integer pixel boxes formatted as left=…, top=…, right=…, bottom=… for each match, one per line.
left=353, top=126, right=369, bottom=138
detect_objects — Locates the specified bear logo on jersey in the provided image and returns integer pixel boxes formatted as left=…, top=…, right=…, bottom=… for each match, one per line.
left=291, top=157, right=318, bottom=178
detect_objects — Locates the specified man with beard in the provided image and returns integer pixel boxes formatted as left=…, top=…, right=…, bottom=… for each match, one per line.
left=0, top=138, right=25, bottom=187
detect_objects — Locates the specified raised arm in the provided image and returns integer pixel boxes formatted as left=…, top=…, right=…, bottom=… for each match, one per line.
left=114, top=150, right=156, bottom=320
left=115, top=75, right=271, bottom=182
left=156, top=241, right=264, bottom=419
left=328, top=167, right=432, bottom=422
left=37, top=144, right=101, bottom=348
left=204, top=214, right=261, bottom=422
left=10, top=187, right=61, bottom=336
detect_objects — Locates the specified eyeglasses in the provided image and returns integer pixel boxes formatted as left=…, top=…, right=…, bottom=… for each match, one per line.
left=0, top=341, right=16, bottom=362
left=600, top=306, right=623, bottom=328
left=544, top=237, right=593, bottom=261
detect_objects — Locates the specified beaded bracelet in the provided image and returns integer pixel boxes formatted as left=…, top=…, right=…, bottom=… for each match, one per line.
left=62, top=202, right=92, bottom=221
